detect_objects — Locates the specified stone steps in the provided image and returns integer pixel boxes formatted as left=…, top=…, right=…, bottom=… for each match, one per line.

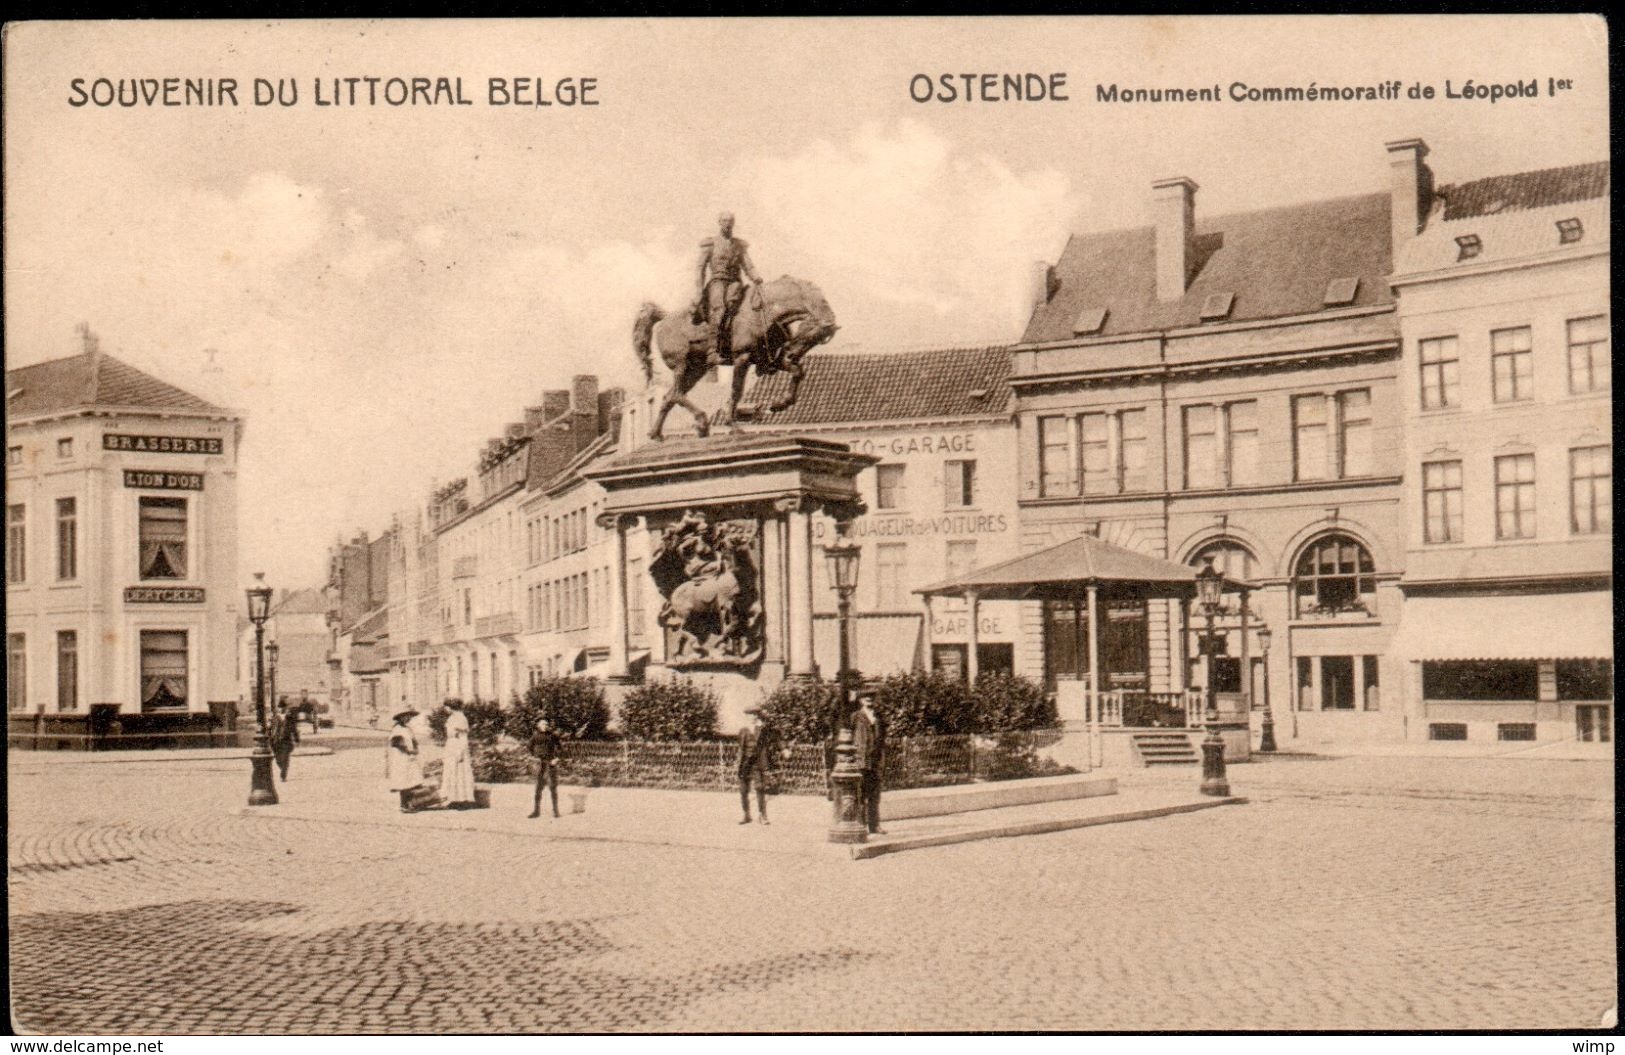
left=1131, top=731, right=1200, bottom=767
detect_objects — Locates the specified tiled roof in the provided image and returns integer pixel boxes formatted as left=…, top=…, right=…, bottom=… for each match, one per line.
left=6, top=351, right=225, bottom=418
left=739, top=345, right=1012, bottom=426
left=917, top=532, right=1246, bottom=598
left=1021, top=192, right=1394, bottom=344
left=1438, top=161, right=1609, bottom=221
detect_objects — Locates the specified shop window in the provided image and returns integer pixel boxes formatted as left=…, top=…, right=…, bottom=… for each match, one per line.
left=139, top=630, right=188, bottom=712
left=1320, top=656, right=1355, bottom=710
left=876, top=464, right=906, bottom=510
left=1429, top=723, right=1468, bottom=741
left=1422, top=660, right=1539, bottom=701
left=1497, top=723, right=1537, bottom=742
left=138, top=497, right=188, bottom=580
left=1292, top=534, right=1375, bottom=617
left=57, top=631, right=78, bottom=712
left=1575, top=705, right=1611, bottom=743
left=1556, top=659, right=1612, bottom=700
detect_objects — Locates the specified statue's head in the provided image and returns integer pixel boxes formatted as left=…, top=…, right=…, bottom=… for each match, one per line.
left=717, top=212, right=734, bottom=236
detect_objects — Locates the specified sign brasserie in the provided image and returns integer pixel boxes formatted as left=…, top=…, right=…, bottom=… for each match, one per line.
left=123, top=469, right=205, bottom=491
left=125, top=586, right=205, bottom=604
left=104, top=433, right=223, bottom=455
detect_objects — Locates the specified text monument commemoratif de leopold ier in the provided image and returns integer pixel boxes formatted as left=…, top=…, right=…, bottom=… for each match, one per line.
left=588, top=220, right=871, bottom=727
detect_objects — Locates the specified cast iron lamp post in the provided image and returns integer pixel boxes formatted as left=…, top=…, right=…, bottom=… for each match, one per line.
left=822, top=532, right=867, bottom=844
left=245, top=574, right=278, bottom=806
left=1257, top=624, right=1277, bottom=753
left=1195, top=556, right=1231, bottom=797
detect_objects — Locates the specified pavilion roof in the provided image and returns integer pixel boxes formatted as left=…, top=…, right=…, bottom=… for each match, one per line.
left=916, top=533, right=1251, bottom=600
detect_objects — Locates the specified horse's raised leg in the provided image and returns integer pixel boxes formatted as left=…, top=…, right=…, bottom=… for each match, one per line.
left=649, top=388, right=678, bottom=440
left=769, top=357, right=804, bottom=414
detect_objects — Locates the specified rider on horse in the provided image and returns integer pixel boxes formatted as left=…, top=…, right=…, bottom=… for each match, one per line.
left=694, top=212, right=762, bottom=368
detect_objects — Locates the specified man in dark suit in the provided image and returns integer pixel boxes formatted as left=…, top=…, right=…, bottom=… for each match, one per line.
left=269, top=698, right=299, bottom=781
left=851, top=691, right=886, bottom=834
left=528, top=716, right=562, bottom=819
left=737, top=706, right=780, bottom=825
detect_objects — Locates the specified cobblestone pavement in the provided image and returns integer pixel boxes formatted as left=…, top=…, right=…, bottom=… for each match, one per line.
left=7, top=750, right=1615, bottom=1033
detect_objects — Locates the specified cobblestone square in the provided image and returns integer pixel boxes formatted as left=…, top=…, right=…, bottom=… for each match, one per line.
left=7, top=746, right=1616, bottom=1033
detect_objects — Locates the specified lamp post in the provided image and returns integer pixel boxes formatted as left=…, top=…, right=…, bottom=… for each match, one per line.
left=1195, top=556, right=1230, bottom=797
left=245, top=574, right=278, bottom=806
left=822, top=531, right=867, bottom=844
left=1257, top=624, right=1277, bottom=753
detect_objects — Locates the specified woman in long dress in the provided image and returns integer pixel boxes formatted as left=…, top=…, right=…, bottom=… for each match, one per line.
left=439, top=699, right=477, bottom=808
left=385, top=709, right=424, bottom=813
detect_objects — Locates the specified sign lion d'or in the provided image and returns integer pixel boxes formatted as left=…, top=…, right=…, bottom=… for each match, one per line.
left=124, top=586, right=206, bottom=604
left=103, top=433, right=223, bottom=455
left=123, top=469, right=205, bottom=491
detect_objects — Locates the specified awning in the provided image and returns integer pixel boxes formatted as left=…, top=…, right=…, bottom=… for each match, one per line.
left=916, top=533, right=1251, bottom=600
left=579, top=650, right=651, bottom=680
left=815, top=612, right=922, bottom=674
left=1397, top=591, right=1613, bottom=661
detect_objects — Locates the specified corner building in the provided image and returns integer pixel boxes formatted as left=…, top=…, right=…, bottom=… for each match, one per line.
left=1389, top=149, right=1611, bottom=744
left=7, top=339, right=243, bottom=748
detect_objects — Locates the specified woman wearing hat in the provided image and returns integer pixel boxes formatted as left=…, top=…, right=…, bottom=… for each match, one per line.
left=386, top=707, right=423, bottom=813
left=439, top=699, right=478, bottom=809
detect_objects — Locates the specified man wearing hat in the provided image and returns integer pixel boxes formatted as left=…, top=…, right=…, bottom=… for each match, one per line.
left=851, top=689, right=887, bottom=835
left=386, top=707, right=424, bottom=813
left=736, top=705, right=781, bottom=825
left=528, top=716, right=562, bottom=820
left=269, top=698, right=299, bottom=782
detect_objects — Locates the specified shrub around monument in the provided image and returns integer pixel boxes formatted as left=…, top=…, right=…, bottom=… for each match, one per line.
left=426, top=698, right=505, bottom=746
left=618, top=678, right=719, bottom=741
left=759, top=679, right=844, bottom=744
left=872, top=670, right=976, bottom=737
left=971, top=672, right=1057, bottom=732
left=505, top=677, right=611, bottom=743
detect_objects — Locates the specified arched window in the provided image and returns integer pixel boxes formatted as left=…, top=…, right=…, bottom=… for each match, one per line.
left=1293, top=534, right=1375, bottom=616
left=1188, top=540, right=1258, bottom=584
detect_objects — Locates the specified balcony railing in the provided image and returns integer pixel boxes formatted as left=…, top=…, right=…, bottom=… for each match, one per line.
left=1098, top=689, right=1209, bottom=729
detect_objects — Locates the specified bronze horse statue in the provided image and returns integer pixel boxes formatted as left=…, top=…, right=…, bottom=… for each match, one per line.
left=633, top=276, right=837, bottom=440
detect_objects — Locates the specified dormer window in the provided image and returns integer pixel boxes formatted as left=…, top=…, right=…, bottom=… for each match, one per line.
left=1323, top=277, right=1360, bottom=307
left=1199, top=293, right=1234, bottom=321
left=1072, top=307, right=1108, bottom=335
left=1455, top=234, right=1482, bottom=261
left=1557, top=217, right=1584, bottom=244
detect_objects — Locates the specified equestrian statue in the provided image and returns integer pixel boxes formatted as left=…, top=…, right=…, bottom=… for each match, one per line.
left=633, top=212, right=838, bottom=440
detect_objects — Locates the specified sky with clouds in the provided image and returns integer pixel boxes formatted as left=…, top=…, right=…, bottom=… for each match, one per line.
left=4, top=17, right=1608, bottom=590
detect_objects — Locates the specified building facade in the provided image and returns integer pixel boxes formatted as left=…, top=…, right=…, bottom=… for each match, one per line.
left=1389, top=148, right=1611, bottom=743
left=1012, top=163, right=1408, bottom=745
left=7, top=334, right=243, bottom=748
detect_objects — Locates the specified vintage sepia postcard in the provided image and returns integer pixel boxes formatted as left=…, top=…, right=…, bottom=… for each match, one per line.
left=3, top=15, right=1613, bottom=1041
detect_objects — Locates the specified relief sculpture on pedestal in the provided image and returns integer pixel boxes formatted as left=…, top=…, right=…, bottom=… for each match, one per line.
left=650, top=510, right=765, bottom=667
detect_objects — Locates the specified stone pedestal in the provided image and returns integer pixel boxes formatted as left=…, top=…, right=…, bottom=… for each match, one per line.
left=585, top=434, right=875, bottom=731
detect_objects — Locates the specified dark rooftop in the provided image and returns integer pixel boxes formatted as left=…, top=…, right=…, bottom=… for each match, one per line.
left=6, top=351, right=225, bottom=418
left=1438, top=161, right=1609, bottom=221
left=739, top=345, right=1012, bottom=425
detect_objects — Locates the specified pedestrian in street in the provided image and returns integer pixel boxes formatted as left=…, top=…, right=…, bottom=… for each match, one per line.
left=736, top=705, right=782, bottom=826
left=386, top=708, right=424, bottom=813
left=439, top=699, right=478, bottom=809
left=301, top=691, right=319, bottom=736
left=852, top=690, right=886, bottom=835
left=528, top=716, right=562, bottom=819
left=269, top=698, right=299, bottom=782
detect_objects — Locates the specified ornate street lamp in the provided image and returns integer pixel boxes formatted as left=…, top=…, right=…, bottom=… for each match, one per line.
left=1195, top=556, right=1230, bottom=797
left=245, top=574, right=278, bottom=806
left=822, top=530, right=867, bottom=844
left=1256, top=624, right=1277, bottom=753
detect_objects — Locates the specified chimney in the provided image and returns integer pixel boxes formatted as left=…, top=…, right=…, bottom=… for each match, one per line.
left=541, top=389, right=570, bottom=421
left=571, top=374, right=598, bottom=416
left=1152, top=177, right=1198, bottom=302
left=1029, top=261, right=1058, bottom=307
left=523, top=405, right=547, bottom=430
left=597, top=387, right=625, bottom=435
left=504, top=422, right=526, bottom=440
left=1385, top=138, right=1433, bottom=249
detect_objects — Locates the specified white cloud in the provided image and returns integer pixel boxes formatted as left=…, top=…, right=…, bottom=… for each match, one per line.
left=736, top=120, right=1080, bottom=344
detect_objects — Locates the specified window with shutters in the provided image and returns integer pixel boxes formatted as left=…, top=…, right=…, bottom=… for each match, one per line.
left=944, top=460, right=976, bottom=508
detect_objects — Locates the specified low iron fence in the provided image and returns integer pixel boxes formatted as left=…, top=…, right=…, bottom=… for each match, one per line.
left=468, top=728, right=1073, bottom=794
